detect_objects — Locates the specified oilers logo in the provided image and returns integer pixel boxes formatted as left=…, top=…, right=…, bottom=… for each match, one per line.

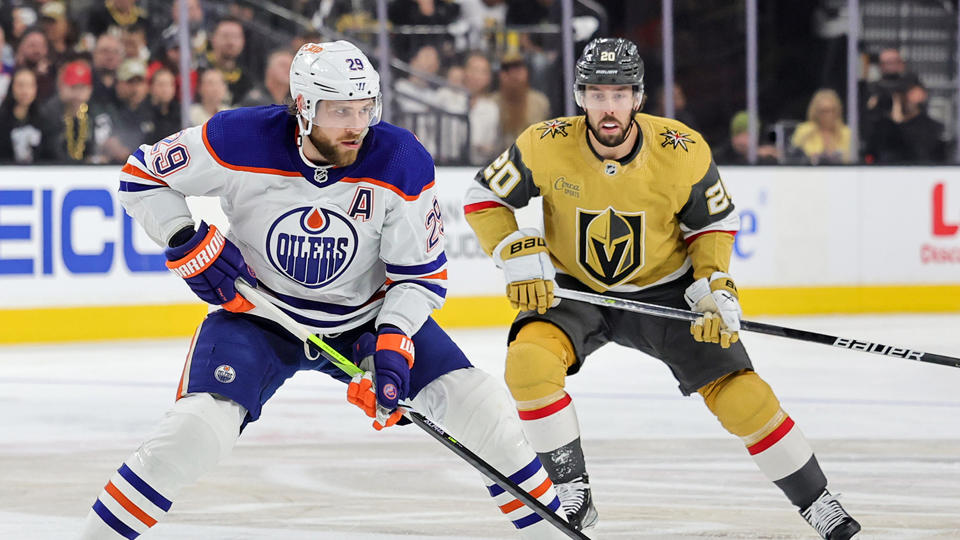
left=214, top=365, right=236, bottom=383
left=266, top=206, right=359, bottom=288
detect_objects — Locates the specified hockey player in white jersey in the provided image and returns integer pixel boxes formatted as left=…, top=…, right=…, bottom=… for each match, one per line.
left=79, top=41, right=567, bottom=539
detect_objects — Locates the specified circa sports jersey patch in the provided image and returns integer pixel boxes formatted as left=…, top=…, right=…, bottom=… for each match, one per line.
left=537, top=119, right=572, bottom=139
left=266, top=206, right=359, bottom=288
left=576, top=207, right=645, bottom=287
left=214, top=365, right=236, bottom=383
left=553, top=176, right=581, bottom=198
left=659, top=128, right=695, bottom=151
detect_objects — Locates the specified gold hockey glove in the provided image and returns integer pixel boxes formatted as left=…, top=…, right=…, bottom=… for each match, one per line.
left=683, top=272, right=742, bottom=348
left=493, top=229, right=558, bottom=314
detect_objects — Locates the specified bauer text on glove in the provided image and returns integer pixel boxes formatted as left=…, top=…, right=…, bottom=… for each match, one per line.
left=493, top=228, right=558, bottom=314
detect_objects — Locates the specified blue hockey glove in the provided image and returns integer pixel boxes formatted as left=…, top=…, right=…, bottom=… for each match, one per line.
left=164, top=221, right=256, bottom=312
left=346, top=326, right=415, bottom=430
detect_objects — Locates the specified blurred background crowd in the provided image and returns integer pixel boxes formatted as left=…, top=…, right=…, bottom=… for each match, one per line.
left=0, top=0, right=957, bottom=166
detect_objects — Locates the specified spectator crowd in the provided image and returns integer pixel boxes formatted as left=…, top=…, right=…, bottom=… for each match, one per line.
left=0, top=0, right=295, bottom=164
left=0, top=0, right=577, bottom=166
left=715, top=47, right=950, bottom=166
left=0, top=1, right=952, bottom=166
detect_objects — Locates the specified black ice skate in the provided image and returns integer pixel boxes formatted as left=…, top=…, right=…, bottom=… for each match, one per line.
left=554, top=474, right=598, bottom=530
left=800, top=489, right=861, bottom=539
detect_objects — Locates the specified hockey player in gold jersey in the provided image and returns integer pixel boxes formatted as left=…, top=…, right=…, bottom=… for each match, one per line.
left=464, top=37, right=861, bottom=539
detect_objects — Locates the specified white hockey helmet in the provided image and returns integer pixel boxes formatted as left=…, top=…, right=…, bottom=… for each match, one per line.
left=290, top=40, right=381, bottom=135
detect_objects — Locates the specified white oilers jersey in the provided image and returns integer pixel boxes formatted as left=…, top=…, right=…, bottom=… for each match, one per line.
left=118, top=105, right=447, bottom=336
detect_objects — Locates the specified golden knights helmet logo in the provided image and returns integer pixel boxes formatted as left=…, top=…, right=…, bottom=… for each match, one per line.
left=577, top=207, right=645, bottom=287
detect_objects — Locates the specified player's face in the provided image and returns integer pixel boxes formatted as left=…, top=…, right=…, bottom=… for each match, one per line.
left=309, top=123, right=367, bottom=168
left=308, top=98, right=380, bottom=166
left=308, top=100, right=374, bottom=167
left=583, top=85, right=639, bottom=147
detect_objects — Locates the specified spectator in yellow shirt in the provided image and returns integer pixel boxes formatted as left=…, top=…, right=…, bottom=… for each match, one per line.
left=790, top=88, right=853, bottom=164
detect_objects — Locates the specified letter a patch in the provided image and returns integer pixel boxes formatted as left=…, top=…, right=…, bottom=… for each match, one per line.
left=349, top=187, right=374, bottom=222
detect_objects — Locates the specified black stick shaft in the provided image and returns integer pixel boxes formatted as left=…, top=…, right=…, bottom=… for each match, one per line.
left=308, top=343, right=589, bottom=540
left=406, top=412, right=589, bottom=539
left=555, top=288, right=960, bottom=369
left=237, top=282, right=586, bottom=538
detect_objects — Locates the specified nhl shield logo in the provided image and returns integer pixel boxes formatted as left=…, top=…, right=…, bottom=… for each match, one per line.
left=266, top=206, right=359, bottom=288
left=576, top=207, right=645, bottom=288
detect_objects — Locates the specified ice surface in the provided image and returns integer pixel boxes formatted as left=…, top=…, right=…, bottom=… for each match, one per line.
left=2, top=313, right=959, bottom=538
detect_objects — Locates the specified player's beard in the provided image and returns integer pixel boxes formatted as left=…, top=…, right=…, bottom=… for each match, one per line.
left=588, top=113, right=635, bottom=147
left=309, top=128, right=365, bottom=168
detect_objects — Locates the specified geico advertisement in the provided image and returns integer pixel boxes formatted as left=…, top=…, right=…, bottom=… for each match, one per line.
left=2, top=166, right=959, bottom=309
left=0, top=167, right=214, bottom=308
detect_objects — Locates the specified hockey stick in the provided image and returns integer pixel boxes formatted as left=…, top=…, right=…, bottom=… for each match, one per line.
left=554, top=287, right=960, bottom=369
left=235, top=281, right=589, bottom=540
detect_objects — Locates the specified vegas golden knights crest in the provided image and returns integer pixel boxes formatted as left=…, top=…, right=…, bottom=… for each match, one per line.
left=577, top=207, right=644, bottom=287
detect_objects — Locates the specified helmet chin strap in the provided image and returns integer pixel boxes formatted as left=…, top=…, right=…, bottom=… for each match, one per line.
left=295, top=114, right=333, bottom=182
left=295, top=115, right=314, bottom=162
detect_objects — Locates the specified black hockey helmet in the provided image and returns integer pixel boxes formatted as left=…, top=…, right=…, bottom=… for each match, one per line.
left=575, top=37, right=644, bottom=108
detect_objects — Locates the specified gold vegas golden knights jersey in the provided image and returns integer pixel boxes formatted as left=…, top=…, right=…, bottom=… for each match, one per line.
left=463, top=113, right=741, bottom=293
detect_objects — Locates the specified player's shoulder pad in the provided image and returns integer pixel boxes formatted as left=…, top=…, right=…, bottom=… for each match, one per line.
left=639, top=112, right=713, bottom=181
left=353, top=122, right=436, bottom=200
left=510, top=115, right=581, bottom=169
left=639, top=112, right=710, bottom=156
left=519, top=115, right=581, bottom=147
left=202, top=105, right=298, bottom=173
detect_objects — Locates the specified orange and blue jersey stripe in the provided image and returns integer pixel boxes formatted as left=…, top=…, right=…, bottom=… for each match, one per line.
left=385, top=254, right=448, bottom=299
left=119, top=149, right=169, bottom=192
left=385, top=253, right=447, bottom=277
left=91, top=463, right=172, bottom=539
left=487, top=457, right=561, bottom=529
left=200, top=106, right=437, bottom=198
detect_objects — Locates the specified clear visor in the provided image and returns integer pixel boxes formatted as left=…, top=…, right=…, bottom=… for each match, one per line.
left=312, top=95, right=382, bottom=129
left=575, top=87, right=642, bottom=111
